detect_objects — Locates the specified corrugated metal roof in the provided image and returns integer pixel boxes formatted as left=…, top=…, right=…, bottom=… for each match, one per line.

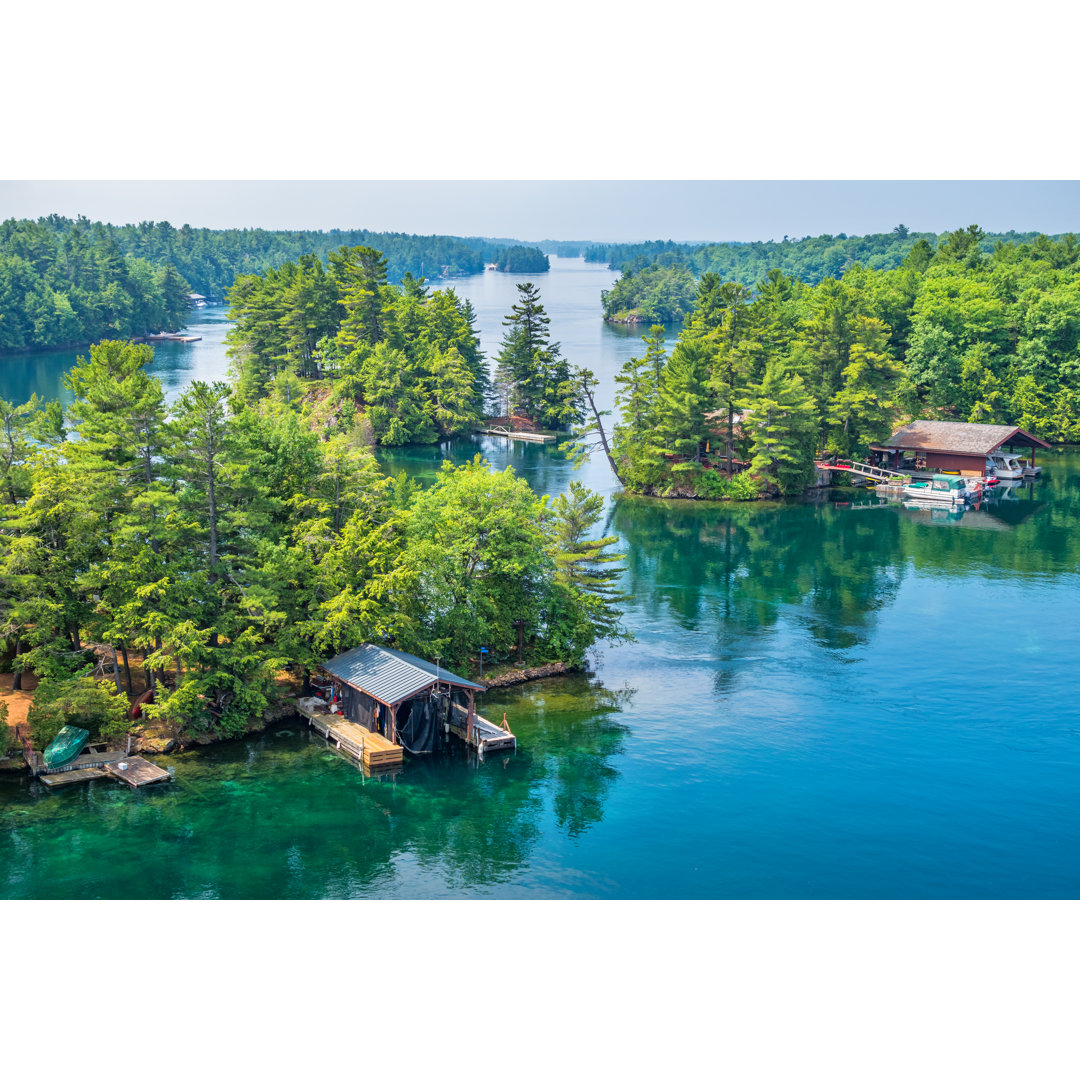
left=875, top=421, right=1050, bottom=454
left=321, top=644, right=485, bottom=705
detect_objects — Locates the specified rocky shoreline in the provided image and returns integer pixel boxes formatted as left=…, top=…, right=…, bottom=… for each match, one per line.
left=477, top=661, right=574, bottom=689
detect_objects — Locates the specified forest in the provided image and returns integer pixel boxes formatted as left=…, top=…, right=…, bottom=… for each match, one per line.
left=0, top=216, right=544, bottom=354
left=494, top=246, right=550, bottom=273
left=0, top=341, right=627, bottom=750
left=1, top=237, right=626, bottom=749
left=594, top=227, right=1080, bottom=499
left=595, top=227, right=1070, bottom=323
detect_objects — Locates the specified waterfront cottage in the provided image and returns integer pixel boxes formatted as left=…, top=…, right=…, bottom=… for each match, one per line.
left=318, top=644, right=486, bottom=754
left=870, top=421, right=1050, bottom=477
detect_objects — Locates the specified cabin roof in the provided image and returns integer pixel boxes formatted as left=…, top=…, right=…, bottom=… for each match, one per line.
left=321, top=644, right=485, bottom=706
left=872, top=420, right=1050, bottom=455
left=188, top=292, right=207, bottom=300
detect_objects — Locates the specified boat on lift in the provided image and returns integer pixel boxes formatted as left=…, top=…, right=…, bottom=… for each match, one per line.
left=986, top=452, right=1025, bottom=480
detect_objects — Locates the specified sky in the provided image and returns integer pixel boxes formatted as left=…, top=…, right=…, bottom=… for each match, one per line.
left=2, top=180, right=1077, bottom=243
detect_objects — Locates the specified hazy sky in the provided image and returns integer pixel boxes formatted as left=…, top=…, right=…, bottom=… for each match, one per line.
left=2, top=181, right=1076, bottom=242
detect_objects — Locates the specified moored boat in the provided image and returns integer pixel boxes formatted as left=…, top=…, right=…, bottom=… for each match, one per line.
left=986, top=452, right=1024, bottom=480
left=42, top=725, right=90, bottom=769
left=901, top=474, right=971, bottom=503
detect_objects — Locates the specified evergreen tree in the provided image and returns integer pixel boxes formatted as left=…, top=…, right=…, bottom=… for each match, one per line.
left=740, top=362, right=818, bottom=494
left=650, top=340, right=717, bottom=469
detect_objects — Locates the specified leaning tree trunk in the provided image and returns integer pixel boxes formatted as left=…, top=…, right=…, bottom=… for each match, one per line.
left=582, top=379, right=624, bottom=486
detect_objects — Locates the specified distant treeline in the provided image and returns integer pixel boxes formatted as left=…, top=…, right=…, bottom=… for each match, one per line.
left=592, top=228, right=1076, bottom=323
left=0, top=216, right=546, bottom=354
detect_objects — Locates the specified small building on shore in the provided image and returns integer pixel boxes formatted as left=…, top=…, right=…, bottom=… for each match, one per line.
left=870, top=421, right=1050, bottom=477
left=318, top=644, right=485, bottom=754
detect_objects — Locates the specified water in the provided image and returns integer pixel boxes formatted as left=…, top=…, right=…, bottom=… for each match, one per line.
left=3, top=257, right=1079, bottom=898
left=0, top=307, right=233, bottom=407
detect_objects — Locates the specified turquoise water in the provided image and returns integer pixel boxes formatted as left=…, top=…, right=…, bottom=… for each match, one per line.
left=2, top=259, right=1079, bottom=898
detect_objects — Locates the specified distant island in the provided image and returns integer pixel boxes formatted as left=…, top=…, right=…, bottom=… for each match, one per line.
left=493, top=246, right=550, bottom=273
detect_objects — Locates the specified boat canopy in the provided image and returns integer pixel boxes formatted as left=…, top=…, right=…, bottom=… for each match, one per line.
left=931, top=474, right=967, bottom=491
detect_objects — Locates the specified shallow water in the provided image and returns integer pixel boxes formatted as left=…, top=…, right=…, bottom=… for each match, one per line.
left=2, top=259, right=1079, bottom=898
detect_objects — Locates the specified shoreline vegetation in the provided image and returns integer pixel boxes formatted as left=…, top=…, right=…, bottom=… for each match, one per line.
left=0, top=241, right=630, bottom=758
left=6, top=219, right=1080, bottom=761
left=582, top=226, right=1080, bottom=500
left=0, top=217, right=552, bottom=355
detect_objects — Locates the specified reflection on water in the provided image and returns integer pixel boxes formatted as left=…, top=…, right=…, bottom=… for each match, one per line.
left=3, top=258, right=1080, bottom=898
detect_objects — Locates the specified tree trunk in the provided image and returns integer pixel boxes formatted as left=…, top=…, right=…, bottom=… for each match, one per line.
left=110, top=645, right=123, bottom=693
left=727, top=405, right=735, bottom=477
left=120, top=643, right=134, bottom=696
left=582, top=380, right=624, bottom=485
left=12, top=636, right=22, bottom=691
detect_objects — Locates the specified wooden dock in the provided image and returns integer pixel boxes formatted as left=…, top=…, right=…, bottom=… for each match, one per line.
left=26, top=745, right=126, bottom=778
left=104, top=756, right=172, bottom=788
left=476, top=426, right=556, bottom=444
left=40, top=766, right=109, bottom=788
left=295, top=698, right=404, bottom=770
left=448, top=702, right=516, bottom=755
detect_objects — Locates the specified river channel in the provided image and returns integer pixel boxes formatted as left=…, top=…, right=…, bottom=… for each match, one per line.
left=2, top=257, right=1079, bottom=899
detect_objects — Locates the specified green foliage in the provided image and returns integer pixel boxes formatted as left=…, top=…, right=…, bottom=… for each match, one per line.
left=603, top=228, right=1080, bottom=499
left=586, top=226, right=1071, bottom=287
left=601, top=263, right=698, bottom=323
left=493, top=283, right=584, bottom=429
left=0, top=703, right=11, bottom=756
left=394, top=457, right=624, bottom=670
left=27, top=675, right=130, bottom=749
left=227, top=246, right=486, bottom=444
left=649, top=339, right=717, bottom=466
left=494, top=246, right=550, bottom=273
left=741, top=362, right=819, bottom=495
left=0, top=217, right=537, bottom=353
left=691, top=470, right=761, bottom=500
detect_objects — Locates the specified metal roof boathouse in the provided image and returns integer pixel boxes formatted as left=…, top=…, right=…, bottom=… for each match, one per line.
left=311, top=644, right=514, bottom=759
left=870, top=421, right=1050, bottom=477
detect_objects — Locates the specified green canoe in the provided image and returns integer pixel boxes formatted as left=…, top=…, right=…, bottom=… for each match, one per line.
left=42, top=725, right=90, bottom=769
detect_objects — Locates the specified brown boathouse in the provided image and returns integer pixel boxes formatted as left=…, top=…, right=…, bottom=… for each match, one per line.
left=870, top=421, right=1050, bottom=477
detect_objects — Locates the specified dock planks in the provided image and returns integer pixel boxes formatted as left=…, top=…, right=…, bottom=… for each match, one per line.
left=295, top=698, right=404, bottom=769
left=448, top=702, right=516, bottom=755
left=104, top=756, right=171, bottom=788
left=40, top=766, right=109, bottom=788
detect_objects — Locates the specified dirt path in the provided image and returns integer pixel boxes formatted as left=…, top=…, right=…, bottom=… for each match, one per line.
left=1, top=671, right=37, bottom=734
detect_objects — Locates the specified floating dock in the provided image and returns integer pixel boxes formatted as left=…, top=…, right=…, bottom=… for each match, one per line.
left=105, top=755, right=172, bottom=788
left=448, top=702, right=516, bottom=755
left=476, top=426, right=556, bottom=444
left=295, top=698, right=404, bottom=770
left=39, top=766, right=109, bottom=788
left=25, top=744, right=126, bottom=778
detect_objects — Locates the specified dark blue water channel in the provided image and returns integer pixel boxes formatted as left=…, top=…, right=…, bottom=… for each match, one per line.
left=2, top=258, right=1079, bottom=898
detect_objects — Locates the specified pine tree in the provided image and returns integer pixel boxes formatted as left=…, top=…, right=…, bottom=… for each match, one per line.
left=740, top=361, right=818, bottom=495
left=549, top=481, right=630, bottom=644
left=825, top=316, right=903, bottom=456
left=649, top=339, right=717, bottom=469
left=493, top=283, right=583, bottom=429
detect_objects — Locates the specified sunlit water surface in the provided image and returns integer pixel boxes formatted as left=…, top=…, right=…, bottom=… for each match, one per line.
left=3, top=258, right=1079, bottom=898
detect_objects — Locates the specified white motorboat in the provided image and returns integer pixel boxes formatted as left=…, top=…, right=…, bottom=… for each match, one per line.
left=986, top=452, right=1024, bottom=480
left=901, top=474, right=971, bottom=503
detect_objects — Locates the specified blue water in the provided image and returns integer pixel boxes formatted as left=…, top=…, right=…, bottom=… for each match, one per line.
left=2, top=258, right=1078, bottom=898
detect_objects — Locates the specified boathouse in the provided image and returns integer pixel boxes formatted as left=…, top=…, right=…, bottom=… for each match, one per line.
left=319, top=644, right=486, bottom=755
left=870, top=421, right=1050, bottom=477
